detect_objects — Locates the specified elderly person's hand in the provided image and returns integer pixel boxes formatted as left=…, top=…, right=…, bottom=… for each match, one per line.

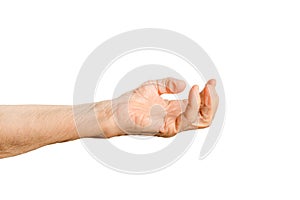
left=99, top=78, right=219, bottom=138
left=0, top=77, right=219, bottom=158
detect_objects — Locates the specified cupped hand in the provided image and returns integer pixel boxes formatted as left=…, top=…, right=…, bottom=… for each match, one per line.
left=104, top=77, right=219, bottom=138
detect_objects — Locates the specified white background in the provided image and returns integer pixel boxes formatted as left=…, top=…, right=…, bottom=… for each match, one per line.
left=0, top=0, right=299, bottom=199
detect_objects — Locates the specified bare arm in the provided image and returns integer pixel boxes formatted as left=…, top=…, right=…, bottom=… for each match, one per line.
left=0, top=105, right=78, bottom=158
left=0, top=78, right=219, bottom=159
left=0, top=105, right=79, bottom=158
left=0, top=102, right=114, bottom=158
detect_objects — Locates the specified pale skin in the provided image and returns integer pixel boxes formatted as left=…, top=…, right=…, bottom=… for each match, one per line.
left=0, top=78, right=219, bottom=159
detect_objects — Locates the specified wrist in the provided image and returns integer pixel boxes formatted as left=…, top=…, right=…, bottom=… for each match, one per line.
left=94, top=100, right=124, bottom=138
left=73, top=101, right=116, bottom=138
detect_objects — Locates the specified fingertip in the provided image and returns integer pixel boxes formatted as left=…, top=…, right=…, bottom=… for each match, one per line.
left=193, top=84, right=199, bottom=93
left=167, top=77, right=186, bottom=93
left=176, top=79, right=187, bottom=92
left=207, top=79, right=216, bottom=87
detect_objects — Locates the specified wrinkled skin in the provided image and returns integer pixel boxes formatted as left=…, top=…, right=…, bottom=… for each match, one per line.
left=103, top=78, right=219, bottom=138
left=0, top=77, right=219, bottom=158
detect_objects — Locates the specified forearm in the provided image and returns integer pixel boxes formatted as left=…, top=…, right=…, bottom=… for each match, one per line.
left=0, top=101, right=114, bottom=158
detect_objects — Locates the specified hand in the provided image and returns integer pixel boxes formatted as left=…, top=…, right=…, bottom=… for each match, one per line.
left=100, top=77, right=219, bottom=138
